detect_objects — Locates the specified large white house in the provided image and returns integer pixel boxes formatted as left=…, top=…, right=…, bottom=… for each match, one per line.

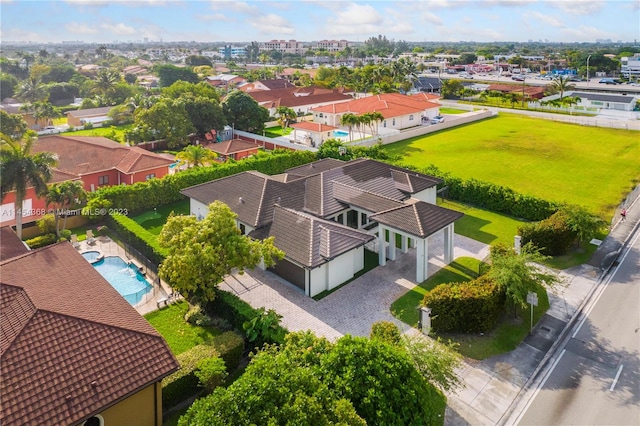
left=182, top=158, right=463, bottom=297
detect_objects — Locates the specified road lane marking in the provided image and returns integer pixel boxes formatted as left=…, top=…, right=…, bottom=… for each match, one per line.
left=609, top=365, right=624, bottom=391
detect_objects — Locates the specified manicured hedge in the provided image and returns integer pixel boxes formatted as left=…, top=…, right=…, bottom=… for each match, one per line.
left=212, top=331, right=245, bottom=372
left=422, top=276, right=506, bottom=333
left=106, top=213, right=168, bottom=264
left=90, top=150, right=317, bottom=214
left=25, top=233, right=58, bottom=249
left=162, top=344, right=221, bottom=409
left=518, top=209, right=576, bottom=256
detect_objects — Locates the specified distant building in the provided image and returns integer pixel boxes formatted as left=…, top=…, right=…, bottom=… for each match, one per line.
left=312, top=40, right=350, bottom=52
left=260, top=40, right=306, bottom=55
left=218, top=45, right=247, bottom=59
left=621, top=53, right=640, bottom=79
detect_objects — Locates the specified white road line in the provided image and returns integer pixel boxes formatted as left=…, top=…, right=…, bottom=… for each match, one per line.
left=609, top=365, right=624, bottom=392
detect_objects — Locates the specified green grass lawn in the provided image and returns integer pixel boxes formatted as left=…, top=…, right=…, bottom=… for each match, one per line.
left=61, top=124, right=134, bottom=143
left=385, top=113, right=640, bottom=219
left=144, top=301, right=220, bottom=355
left=264, top=126, right=293, bottom=138
left=132, top=200, right=190, bottom=235
left=439, top=107, right=468, bottom=114
left=391, top=257, right=484, bottom=327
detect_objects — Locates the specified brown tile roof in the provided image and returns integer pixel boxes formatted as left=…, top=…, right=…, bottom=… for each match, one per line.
left=0, top=243, right=178, bottom=426
left=290, top=121, right=338, bottom=133
left=205, top=139, right=260, bottom=156
left=285, top=158, right=345, bottom=177
left=312, top=93, right=440, bottom=119
left=370, top=201, right=464, bottom=238
left=257, top=79, right=296, bottom=90
left=66, top=107, right=113, bottom=118
left=32, top=136, right=173, bottom=177
left=0, top=227, right=29, bottom=261
left=263, top=205, right=373, bottom=268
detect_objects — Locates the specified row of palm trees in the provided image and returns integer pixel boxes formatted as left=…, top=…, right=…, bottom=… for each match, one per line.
left=339, top=111, right=385, bottom=143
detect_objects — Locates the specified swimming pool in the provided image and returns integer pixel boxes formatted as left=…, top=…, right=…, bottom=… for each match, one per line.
left=91, top=256, right=152, bottom=305
left=81, top=250, right=103, bottom=263
left=333, top=130, right=349, bottom=138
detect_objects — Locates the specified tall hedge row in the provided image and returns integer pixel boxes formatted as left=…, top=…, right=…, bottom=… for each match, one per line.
left=106, top=213, right=168, bottom=265
left=422, top=276, right=506, bottom=333
left=407, top=163, right=559, bottom=221
left=518, top=209, right=576, bottom=256
left=91, top=150, right=317, bottom=214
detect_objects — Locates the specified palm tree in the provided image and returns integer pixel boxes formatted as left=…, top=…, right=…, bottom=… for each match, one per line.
left=340, top=113, right=358, bottom=143
left=0, top=133, right=57, bottom=239
left=16, top=76, right=47, bottom=103
left=22, top=101, right=61, bottom=129
left=550, top=75, right=575, bottom=100
left=175, top=145, right=218, bottom=168
left=275, top=106, right=296, bottom=129
left=92, top=69, right=121, bottom=104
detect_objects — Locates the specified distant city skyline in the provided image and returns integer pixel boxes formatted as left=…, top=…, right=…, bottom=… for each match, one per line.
left=1, top=0, right=639, bottom=45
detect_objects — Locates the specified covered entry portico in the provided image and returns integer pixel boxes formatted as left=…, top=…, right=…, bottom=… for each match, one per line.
left=370, top=201, right=464, bottom=283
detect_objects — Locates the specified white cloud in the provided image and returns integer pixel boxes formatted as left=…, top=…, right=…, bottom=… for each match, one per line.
left=561, top=25, right=615, bottom=41
left=551, top=0, right=604, bottom=15
left=100, top=23, right=137, bottom=35
left=197, top=13, right=232, bottom=22
left=250, top=14, right=295, bottom=35
left=530, top=11, right=563, bottom=27
left=422, top=12, right=444, bottom=26
left=211, top=1, right=260, bottom=16
left=65, top=22, right=100, bottom=34
left=64, top=0, right=108, bottom=5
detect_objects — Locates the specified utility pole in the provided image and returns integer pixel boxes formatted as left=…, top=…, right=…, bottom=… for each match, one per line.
left=586, top=54, right=592, bottom=87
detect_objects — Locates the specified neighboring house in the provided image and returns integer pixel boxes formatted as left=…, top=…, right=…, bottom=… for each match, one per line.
left=311, top=93, right=441, bottom=132
left=0, top=98, right=39, bottom=129
left=244, top=86, right=353, bottom=116
left=239, top=79, right=296, bottom=92
left=182, top=158, right=462, bottom=297
left=0, top=136, right=174, bottom=226
left=487, top=83, right=546, bottom=100
left=0, top=236, right=179, bottom=426
left=289, top=121, right=338, bottom=147
left=123, top=65, right=148, bottom=76
left=66, top=106, right=113, bottom=127
left=543, top=91, right=639, bottom=112
left=205, top=138, right=261, bottom=161
left=413, top=76, right=444, bottom=93
left=205, top=74, right=246, bottom=89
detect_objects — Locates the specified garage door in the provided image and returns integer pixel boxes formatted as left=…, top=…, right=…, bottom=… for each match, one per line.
left=269, top=259, right=305, bottom=291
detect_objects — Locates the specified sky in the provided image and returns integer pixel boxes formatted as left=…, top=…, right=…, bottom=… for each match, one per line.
left=1, top=0, right=639, bottom=45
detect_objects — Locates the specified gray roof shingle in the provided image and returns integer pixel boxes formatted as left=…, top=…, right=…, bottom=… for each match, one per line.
left=370, top=202, right=464, bottom=238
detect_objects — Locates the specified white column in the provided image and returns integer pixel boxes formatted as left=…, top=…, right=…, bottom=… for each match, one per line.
left=378, top=225, right=386, bottom=266
left=357, top=211, right=362, bottom=229
left=389, top=231, right=397, bottom=261
left=400, top=234, right=408, bottom=253
left=416, top=237, right=428, bottom=282
left=342, top=213, right=347, bottom=225
left=444, top=224, right=454, bottom=264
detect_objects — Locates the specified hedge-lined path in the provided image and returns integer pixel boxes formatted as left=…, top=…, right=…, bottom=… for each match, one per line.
left=219, top=231, right=489, bottom=341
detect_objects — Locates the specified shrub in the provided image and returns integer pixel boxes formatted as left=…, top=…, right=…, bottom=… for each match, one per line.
left=519, top=209, right=575, bottom=256
left=59, top=229, right=72, bottom=241
left=162, top=344, right=220, bottom=409
left=194, top=356, right=227, bottom=393
left=208, top=317, right=233, bottom=332
left=212, top=331, right=245, bottom=372
left=106, top=213, right=168, bottom=264
left=370, top=321, right=402, bottom=346
left=422, top=276, right=506, bottom=333
left=25, top=233, right=57, bottom=249
left=243, top=307, right=286, bottom=347
left=37, top=213, right=56, bottom=234
left=184, top=304, right=214, bottom=327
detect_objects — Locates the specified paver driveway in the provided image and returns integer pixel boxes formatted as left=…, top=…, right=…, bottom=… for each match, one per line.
left=220, top=232, right=489, bottom=340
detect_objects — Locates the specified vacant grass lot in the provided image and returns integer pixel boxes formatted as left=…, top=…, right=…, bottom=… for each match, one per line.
left=132, top=200, right=190, bottom=235
left=61, top=124, right=133, bottom=142
left=385, top=114, right=640, bottom=219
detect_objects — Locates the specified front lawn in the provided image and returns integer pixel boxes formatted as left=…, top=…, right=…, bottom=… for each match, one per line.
left=264, top=126, right=293, bottom=138
left=439, top=107, right=468, bottom=114
left=132, top=200, right=190, bottom=235
left=385, top=113, right=640, bottom=219
left=61, top=124, right=134, bottom=143
left=145, top=301, right=220, bottom=355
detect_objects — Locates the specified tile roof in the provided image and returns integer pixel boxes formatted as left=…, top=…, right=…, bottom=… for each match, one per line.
left=181, top=171, right=306, bottom=228
left=264, top=205, right=374, bottom=268
left=0, top=227, right=29, bottom=261
left=370, top=201, right=464, bottom=238
left=256, top=79, right=296, bottom=90
left=66, top=107, right=113, bottom=118
left=568, top=91, right=638, bottom=104
left=285, top=158, right=346, bottom=177
left=32, top=136, right=173, bottom=177
left=290, top=121, right=338, bottom=132
left=205, top=139, right=260, bottom=155
left=0, top=243, right=178, bottom=426
left=312, top=93, right=440, bottom=119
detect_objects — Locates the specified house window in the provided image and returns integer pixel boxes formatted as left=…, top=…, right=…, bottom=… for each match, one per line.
left=98, top=175, right=109, bottom=186
left=409, top=115, right=414, bottom=120
left=319, top=113, right=324, bottom=118
left=239, top=223, right=246, bottom=235
left=392, top=118, right=396, bottom=125
left=145, top=173, right=155, bottom=181
left=383, top=120, right=387, bottom=127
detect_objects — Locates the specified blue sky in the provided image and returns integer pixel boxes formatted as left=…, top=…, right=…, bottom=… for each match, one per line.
left=1, top=0, right=639, bottom=44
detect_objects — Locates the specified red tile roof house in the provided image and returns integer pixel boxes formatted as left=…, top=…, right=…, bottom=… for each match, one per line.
left=243, top=86, right=353, bottom=117
left=182, top=158, right=463, bottom=297
left=0, top=136, right=174, bottom=228
left=289, top=121, right=338, bottom=147
left=312, top=92, right=441, bottom=134
left=0, top=236, right=179, bottom=426
left=204, top=138, right=261, bottom=162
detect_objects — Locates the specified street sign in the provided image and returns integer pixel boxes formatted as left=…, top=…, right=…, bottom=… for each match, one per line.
left=527, top=291, right=539, bottom=306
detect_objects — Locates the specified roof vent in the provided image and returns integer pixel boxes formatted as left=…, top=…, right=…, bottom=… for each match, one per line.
left=239, top=197, right=244, bottom=203
left=91, top=381, right=98, bottom=388
left=65, top=395, right=73, bottom=402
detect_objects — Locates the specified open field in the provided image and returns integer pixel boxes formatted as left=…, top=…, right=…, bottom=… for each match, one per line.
left=61, top=124, right=133, bottom=142
left=385, top=114, right=640, bottom=219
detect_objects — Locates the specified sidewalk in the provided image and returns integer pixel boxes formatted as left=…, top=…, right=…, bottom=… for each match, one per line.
left=445, top=191, right=640, bottom=425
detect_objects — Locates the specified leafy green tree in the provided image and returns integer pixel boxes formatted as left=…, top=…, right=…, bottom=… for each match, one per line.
left=0, top=111, right=28, bottom=138
left=155, top=64, right=199, bottom=87
left=175, top=144, right=217, bottom=168
left=158, top=201, right=284, bottom=303
left=549, top=75, right=575, bottom=100
left=0, top=133, right=57, bottom=238
left=558, top=204, right=606, bottom=245
left=127, top=98, right=193, bottom=148
left=185, top=55, right=213, bottom=67
left=489, top=243, right=559, bottom=310
left=21, top=101, right=60, bottom=129
left=161, top=81, right=220, bottom=102
left=221, top=90, right=269, bottom=133
left=92, top=68, right=121, bottom=104
left=15, top=75, right=48, bottom=102
left=194, top=356, right=227, bottom=392
left=180, top=96, right=226, bottom=137
left=0, top=72, right=19, bottom=99
left=441, top=79, right=464, bottom=99
left=370, top=320, right=402, bottom=346
left=243, top=307, right=286, bottom=347
left=402, top=335, right=462, bottom=392
left=275, top=106, right=296, bottom=129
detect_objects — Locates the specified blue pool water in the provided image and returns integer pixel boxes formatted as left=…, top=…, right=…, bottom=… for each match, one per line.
left=91, top=256, right=152, bottom=305
left=82, top=251, right=101, bottom=262
left=333, top=130, right=349, bottom=138
left=169, top=162, right=179, bottom=169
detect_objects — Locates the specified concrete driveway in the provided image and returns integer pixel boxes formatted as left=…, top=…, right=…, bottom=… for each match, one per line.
left=220, top=231, right=489, bottom=340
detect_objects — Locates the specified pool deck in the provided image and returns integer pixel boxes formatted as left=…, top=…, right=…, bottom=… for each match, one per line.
left=77, top=236, right=177, bottom=315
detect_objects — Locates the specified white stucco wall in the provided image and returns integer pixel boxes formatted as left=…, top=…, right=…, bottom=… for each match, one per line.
left=190, top=199, right=209, bottom=220
left=308, top=247, right=365, bottom=297
left=412, top=187, right=438, bottom=204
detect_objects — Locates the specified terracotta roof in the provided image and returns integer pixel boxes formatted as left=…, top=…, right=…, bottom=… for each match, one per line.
left=205, top=139, right=260, bottom=156
left=285, top=158, right=346, bottom=178
left=312, top=93, right=440, bottom=119
left=370, top=201, right=464, bottom=238
left=261, top=205, right=373, bottom=268
left=32, top=136, right=173, bottom=177
left=0, top=227, right=29, bottom=261
left=181, top=171, right=306, bottom=228
left=66, top=107, right=113, bottom=118
left=0, top=243, right=178, bottom=426
left=290, top=122, right=338, bottom=133
left=257, top=79, right=296, bottom=90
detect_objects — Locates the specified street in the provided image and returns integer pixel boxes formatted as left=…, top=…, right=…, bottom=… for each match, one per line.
left=516, top=230, right=640, bottom=425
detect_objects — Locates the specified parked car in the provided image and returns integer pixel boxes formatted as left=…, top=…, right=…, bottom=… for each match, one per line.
left=431, top=116, right=445, bottom=124
left=511, top=74, right=526, bottom=81
left=599, top=78, right=621, bottom=85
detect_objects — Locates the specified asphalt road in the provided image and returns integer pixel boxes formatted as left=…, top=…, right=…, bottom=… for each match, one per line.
left=517, top=230, right=640, bottom=425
